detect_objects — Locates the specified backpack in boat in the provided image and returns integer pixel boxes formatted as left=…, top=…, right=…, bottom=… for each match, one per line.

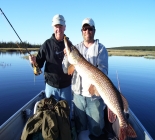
left=21, top=97, right=72, bottom=140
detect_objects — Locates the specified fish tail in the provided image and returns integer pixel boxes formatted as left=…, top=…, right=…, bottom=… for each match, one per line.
left=119, top=124, right=137, bottom=140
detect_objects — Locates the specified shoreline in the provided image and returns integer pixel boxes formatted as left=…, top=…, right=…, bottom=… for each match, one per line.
left=0, top=48, right=155, bottom=58
left=0, top=48, right=39, bottom=51
left=107, top=49, right=155, bottom=57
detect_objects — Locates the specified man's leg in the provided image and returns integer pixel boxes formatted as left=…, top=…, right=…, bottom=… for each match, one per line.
left=86, top=97, right=104, bottom=137
left=60, top=85, right=73, bottom=119
left=45, top=83, right=60, bottom=100
left=60, top=85, right=72, bottom=109
left=73, top=94, right=87, bottom=134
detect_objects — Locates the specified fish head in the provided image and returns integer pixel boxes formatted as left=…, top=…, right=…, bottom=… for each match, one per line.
left=64, top=36, right=82, bottom=65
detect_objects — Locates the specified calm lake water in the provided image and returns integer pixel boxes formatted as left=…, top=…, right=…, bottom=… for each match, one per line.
left=0, top=52, right=155, bottom=139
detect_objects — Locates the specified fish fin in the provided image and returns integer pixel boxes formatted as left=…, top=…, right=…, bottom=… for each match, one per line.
left=88, top=85, right=100, bottom=96
left=119, top=124, right=137, bottom=140
left=68, top=64, right=75, bottom=75
left=107, top=107, right=117, bottom=123
left=88, top=84, right=95, bottom=95
left=120, top=94, right=129, bottom=113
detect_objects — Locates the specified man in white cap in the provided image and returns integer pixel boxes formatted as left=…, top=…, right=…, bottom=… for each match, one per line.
left=63, top=18, right=108, bottom=139
left=29, top=14, right=72, bottom=113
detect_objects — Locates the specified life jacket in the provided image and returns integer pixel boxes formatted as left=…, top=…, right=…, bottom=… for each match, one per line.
left=21, top=97, right=72, bottom=140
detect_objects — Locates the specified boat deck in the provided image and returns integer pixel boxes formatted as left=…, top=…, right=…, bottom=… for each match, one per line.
left=0, top=91, right=153, bottom=140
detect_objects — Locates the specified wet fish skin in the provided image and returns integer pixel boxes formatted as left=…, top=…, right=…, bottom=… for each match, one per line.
left=64, top=36, right=137, bottom=140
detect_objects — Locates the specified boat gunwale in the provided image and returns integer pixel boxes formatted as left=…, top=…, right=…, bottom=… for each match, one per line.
left=0, top=90, right=45, bottom=129
left=129, top=108, right=153, bottom=140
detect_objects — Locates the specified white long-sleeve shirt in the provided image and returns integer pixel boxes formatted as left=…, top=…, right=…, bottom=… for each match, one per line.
left=62, top=39, right=108, bottom=97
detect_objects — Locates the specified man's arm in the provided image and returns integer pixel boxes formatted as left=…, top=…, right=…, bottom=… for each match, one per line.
left=62, top=55, right=70, bottom=74
left=35, top=44, right=46, bottom=68
left=97, top=44, right=108, bottom=75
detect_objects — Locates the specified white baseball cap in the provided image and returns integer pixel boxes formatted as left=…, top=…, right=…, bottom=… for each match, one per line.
left=52, top=14, right=66, bottom=26
left=82, top=18, right=95, bottom=27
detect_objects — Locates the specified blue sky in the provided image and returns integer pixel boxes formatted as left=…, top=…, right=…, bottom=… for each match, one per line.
left=1, top=0, right=155, bottom=48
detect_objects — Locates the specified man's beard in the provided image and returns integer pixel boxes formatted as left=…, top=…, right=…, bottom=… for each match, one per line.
left=84, top=36, right=94, bottom=43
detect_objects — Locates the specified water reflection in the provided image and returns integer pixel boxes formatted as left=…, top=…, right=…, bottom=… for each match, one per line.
left=0, top=62, right=11, bottom=68
left=0, top=53, right=155, bottom=139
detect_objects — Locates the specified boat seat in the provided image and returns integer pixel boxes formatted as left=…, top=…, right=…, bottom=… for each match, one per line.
left=33, top=101, right=40, bottom=114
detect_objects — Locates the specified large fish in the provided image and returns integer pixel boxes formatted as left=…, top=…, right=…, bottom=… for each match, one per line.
left=64, top=36, right=137, bottom=140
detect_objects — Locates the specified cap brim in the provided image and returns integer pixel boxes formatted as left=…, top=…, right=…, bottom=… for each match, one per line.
left=82, top=22, right=94, bottom=27
left=52, top=20, right=65, bottom=26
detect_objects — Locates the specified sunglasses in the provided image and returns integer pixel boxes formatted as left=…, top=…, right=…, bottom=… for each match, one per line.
left=82, top=27, right=94, bottom=31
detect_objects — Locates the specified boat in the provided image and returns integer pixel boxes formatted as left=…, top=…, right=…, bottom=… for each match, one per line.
left=0, top=90, right=153, bottom=140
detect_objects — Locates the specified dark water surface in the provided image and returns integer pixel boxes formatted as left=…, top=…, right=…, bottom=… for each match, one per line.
left=0, top=52, right=155, bottom=139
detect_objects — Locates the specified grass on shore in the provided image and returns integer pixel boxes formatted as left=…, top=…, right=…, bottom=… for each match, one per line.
left=0, top=48, right=39, bottom=52
left=23, top=49, right=155, bottom=59
left=1, top=48, right=155, bottom=59
left=107, top=49, right=155, bottom=57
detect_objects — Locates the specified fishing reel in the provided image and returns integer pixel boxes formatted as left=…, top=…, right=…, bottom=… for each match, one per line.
left=33, top=63, right=42, bottom=76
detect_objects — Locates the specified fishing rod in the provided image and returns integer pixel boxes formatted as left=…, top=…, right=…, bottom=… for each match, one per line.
left=0, top=8, right=30, bottom=54
left=116, top=70, right=121, bottom=93
left=0, top=8, right=42, bottom=75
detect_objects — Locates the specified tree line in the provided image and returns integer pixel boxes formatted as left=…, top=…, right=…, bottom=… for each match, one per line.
left=0, top=42, right=40, bottom=48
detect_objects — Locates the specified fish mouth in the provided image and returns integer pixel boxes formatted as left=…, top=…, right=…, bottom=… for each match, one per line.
left=64, top=36, right=74, bottom=53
